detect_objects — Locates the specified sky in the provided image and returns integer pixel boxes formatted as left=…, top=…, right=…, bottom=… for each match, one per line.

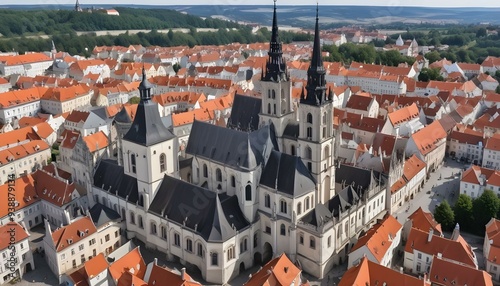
left=1, top=0, right=499, bottom=7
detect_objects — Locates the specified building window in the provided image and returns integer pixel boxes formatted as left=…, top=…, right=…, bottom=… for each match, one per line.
left=297, top=202, right=302, bottom=215
left=280, top=200, right=287, bottom=214
left=151, top=222, right=157, bottom=235
left=307, top=127, right=312, bottom=139
left=280, top=224, right=286, bottom=236
left=211, top=252, right=218, bottom=266
left=186, top=239, right=193, bottom=252
left=299, top=233, right=304, bottom=245
left=203, top=164, right=208, bottom=178
left=254, top=233, right=258, bottom=248
left=174, top=233, right=181, bottom=247
left=197, top=243, right=203, bottom=257
left=305, top=146, right=312, bottom=160
left=310, top=237, right=316, bottom=249
left=160, top=153, right=166, bottom=172
left=264, top=194, right=270, bottom=208
left=161, top=225, right=167, bottom=240
left=138, top=216, right=144, bottom=229
left=245, top=185, right=252, bottom=201
left=216, top=168, right=222, bottom=182
left=417, top=253, right=422, bottom=259
left=105, top=234, right=110, bottom=242
left=240, top=238, right=248, bottom=253
left=231, top=176, right=236, bottom=187
left=327, top=236, right=331, bottom=247
left=307, top=113, right=313, bottom=124
left=79, top=244, right=84, bottom=251
left=227, top=245, right=235, bottom=261
left=130, top=212, right=135, bottom=225
left=130, top=154, right=136, bottom=174
left=305, top=197, right=310, bottom=210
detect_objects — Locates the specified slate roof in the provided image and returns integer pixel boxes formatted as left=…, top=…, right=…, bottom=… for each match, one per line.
left=186, top=120, right=276, bottom=170
left=114, top=106, right=133, bottom=123
left=227, top=94, right=261, bottom=132
left=89, top=202, right=121, bottom=227
left=301, top=165, right=385, bottom=227
left=123, top=99, right=175, bottom=147
left=93, top=159, right=140, bottom=205
left=149, top=175, right=249, bottom=242
left=260, top=150, right=316, bottom=197
left=283, top=122, right=299, bottom=139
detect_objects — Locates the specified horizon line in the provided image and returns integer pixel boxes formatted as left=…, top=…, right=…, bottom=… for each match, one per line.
left=1, top=4, right=500, bottom=8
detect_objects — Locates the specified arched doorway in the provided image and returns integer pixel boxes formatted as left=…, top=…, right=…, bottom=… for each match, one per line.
left=239, top=262, right=245, bottom=274
left=263, top=242, right=273, bottom=264
left=254, top=252, right=262, bottom=265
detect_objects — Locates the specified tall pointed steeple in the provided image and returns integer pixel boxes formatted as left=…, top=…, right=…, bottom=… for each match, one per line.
left=75, top=0, right=82, bottom=12
left=300, top=2, right=330, bottom=106
left=262, top=0, right=288, bottom=82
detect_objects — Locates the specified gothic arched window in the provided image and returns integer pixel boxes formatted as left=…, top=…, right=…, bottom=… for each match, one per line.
left=307, top=113, right=313, bottom=124
left=160, top=153, right=166, bottom=172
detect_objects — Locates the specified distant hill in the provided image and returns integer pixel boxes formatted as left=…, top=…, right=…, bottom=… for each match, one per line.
left=168, top=5, right=500, bottom=27
left=0, top=7, right=239, bottom=37
left=1, top=5, right=498, bottom=34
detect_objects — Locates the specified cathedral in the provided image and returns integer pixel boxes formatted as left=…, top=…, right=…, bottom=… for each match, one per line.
left=90, top=2, right=388, bottom=284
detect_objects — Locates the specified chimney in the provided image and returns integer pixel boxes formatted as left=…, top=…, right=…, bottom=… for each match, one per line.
left=427, top=228, right=433, bottom=242
left=399, top=266, right=403, bottom=274
left=181, top=268, right=186, bottom=281
left=451, top=223, right=460, bottom=241
left=154, top=258, right=158, bottom=265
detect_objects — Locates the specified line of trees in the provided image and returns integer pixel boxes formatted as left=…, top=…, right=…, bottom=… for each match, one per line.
left=434, top=190, right=500, bottom=235
left=0, top=27, right=313, bottom=57
left=322, top=43, right=415, bottom=66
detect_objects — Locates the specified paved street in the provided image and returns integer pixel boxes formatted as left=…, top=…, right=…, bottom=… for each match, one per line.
left=394, top=158, right=464, bottom=225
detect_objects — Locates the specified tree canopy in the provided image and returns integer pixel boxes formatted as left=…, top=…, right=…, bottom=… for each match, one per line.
left=434, top=200, right=455, bottom=231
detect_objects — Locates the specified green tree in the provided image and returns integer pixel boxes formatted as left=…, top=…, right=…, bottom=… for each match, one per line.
left=418, top=68, right=443, bottom=82
left=476, top=27, right=487, bottom=38
left=129, top=96, right=140, bottom=104
left=434, top=200, right=455, bottom=231
left=172, top=63, right=181, bottom=73
left=453, top=194, right=473, bottom=231
left=496, top=85, right=500, bottom=94
left=424, top=51, right=441, bottom=64
left=473, top=190, right=500, bottom=234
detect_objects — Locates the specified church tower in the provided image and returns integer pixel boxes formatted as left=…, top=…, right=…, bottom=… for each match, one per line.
left=298, top=4, right=335, bottom=204
left=75, top=0, right=82, bottom=12
left=259, top=0, right=294, bottom=148
left=121, top=69, right=178, bottom=210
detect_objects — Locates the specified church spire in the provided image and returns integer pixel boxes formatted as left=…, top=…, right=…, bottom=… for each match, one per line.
left=139, top=68, right=152, bottom=101
left=300, top=2, right=329, bottom=106
left=262, top=0, right=288, bottom=82
left=310, top=2, right=324, bottom=73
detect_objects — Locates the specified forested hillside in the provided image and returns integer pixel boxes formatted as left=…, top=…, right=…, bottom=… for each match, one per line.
left=0, top=7, right=239, bottom=37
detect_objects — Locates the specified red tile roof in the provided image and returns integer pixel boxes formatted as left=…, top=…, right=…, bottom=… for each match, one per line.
left=388, top=103, right=420, bottom=125
left=405, top=228, right=476, bottom=268
left=83, top=131, right=108, bottom=153
left=408, top=207, right=443, bottom=236
left=429, top=256, right=492, bottom=286
left=245, top=253, right=308, bottom=286
left=34, top=169, right=75, bottom=207
left=51, top=216, right=97, bottom=252
left=0, top=175, right=39, bottom=219
left=0, top=53, right=52, bottom=65
left=0, top=222, right=29, bottom=251
left=350, top=214, right=402, bottom=263
left=147, top=264, right=201, bottom=286
left=109, top=247, right=146, bottom=282
left=411, top=121, right=447, bottom=155
left=339, top=257, right=429, bottom=286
